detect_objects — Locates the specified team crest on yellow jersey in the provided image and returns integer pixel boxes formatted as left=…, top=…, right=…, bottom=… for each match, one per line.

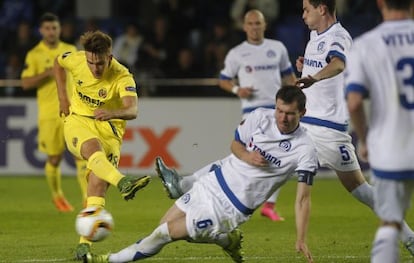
left=98, top=88, right=107, bottom=98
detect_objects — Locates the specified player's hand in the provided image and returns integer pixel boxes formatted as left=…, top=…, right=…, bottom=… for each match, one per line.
left=244, top=151, right=268, bottom=167
left=45, top=68, right=54, bottom=78
left=357, top=141, right=369, bottom=163
left=59, top=99, right=70, bottom=117
left=296, top=241, right=313, bottom=263
left=296, top=75, right=317, bottom=89
left=296, top=56, right=304, bottom=73
left=238, top=86, right=256, bottom=99
left=94, top=109, right=113, bottom=121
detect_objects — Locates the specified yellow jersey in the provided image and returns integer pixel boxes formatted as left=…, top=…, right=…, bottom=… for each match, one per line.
left=21, top=41, right=77, bottom=120
left=56, top=51, right=137, bottom=129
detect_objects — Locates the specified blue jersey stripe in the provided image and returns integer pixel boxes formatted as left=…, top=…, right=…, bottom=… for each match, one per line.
left=372, top=169, right=414, bottom=180
left=242, top=105, right=275, bottom=114
left=214, top=168, right=254, bottom=215
left=345, top=83, right=369, bottom=98
left=301, top=116, right=348, bottom=132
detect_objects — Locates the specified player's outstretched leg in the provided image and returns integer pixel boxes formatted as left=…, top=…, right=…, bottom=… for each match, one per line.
left=222, top=228, right=244, bottom=263
left=260, top=189, right=284, bottom=221
left=118, top=175, right=151, bottom=201
left=155, top=156, right=183, bottom=199
left=83, top=253, right=108, bottom=263
left=404, top=232, right=414, bottom=255
left=75, top=243, right=91, bottom=260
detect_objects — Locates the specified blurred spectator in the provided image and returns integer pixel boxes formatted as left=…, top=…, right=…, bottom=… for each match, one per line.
left=112, top=22, right=143, bottom=74
left=60, top=19, right=78, bottom=45
left=203, top=19, right=239, bottom=77
left=168, top=47, right=203, bottom=78
left=75, top=18, right=99, bottom=49
left=4, top=21, right=37, bottom=68
left=138, top=15, right=177, bottom=78
left=34, top=0, right=75, bottom=19
left=159, top=47, right=205, bottom=96
left=0, top=52, right=27, bottom=97
left=0, top=0, right=34, bottom=51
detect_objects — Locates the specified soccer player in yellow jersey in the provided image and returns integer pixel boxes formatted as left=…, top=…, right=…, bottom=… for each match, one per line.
left=21, top=13, right=88, bottom=212
left=54, top=30, right=151, bottom=259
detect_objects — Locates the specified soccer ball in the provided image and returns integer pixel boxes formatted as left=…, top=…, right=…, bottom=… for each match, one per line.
left=75, top=206, right=114, bottom=242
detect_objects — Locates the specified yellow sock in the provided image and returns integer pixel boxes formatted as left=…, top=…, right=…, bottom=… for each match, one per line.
left=86, top=196, right=105, bottom=207
left=75, top=158, right=88, bottom=202
left=79, top=196, right=106, bottom=245
left=87, top=151, right=124, bottom=186
left=79, top=236, right=92, bottom=245
left=45, top=162, right=63, bottom=198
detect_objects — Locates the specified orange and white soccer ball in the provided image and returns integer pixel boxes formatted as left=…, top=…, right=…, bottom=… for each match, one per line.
left=75, top=206, right=114, bottom=242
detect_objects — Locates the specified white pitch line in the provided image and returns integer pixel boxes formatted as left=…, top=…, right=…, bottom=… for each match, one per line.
left=4, top=255, right=373, bottom=262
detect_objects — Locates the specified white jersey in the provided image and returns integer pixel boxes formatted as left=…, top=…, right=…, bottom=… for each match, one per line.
left=345, top=19, right=414, bottom=179
left=301, top=22, right=352, bottom=131
left=215, top=108, right=318, bottom=214
left=220, top=39, right=294, bottom=114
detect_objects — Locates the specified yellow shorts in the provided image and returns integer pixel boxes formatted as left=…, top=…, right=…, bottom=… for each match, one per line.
left=38, top=118, right=65, bottom=155
left=64, top=114, right=124, bottom=167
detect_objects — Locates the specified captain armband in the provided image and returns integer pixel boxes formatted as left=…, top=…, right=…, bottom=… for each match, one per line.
left=297, top=170, right=315, bottom=185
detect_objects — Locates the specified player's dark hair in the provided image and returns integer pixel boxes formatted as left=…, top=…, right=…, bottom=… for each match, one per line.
left=384, top=0, right=412, bottom=10
left=276, top=86, right=306, bottom=112
left=80, top=30, right=112, bottom=55
left=308, top=0, right=336, bottom=15
left=39, top=12, right=59, bottom=25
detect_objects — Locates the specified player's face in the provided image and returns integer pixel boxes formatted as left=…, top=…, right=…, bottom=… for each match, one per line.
left=243, top=12, right=266, bottom=44
left=275, top=99, right=305, bottom=134
left=85, top=52, right=112, bottom=79
left=302, top=0, right=322, bottom=31
left=39, top=21, right=61, bottom=46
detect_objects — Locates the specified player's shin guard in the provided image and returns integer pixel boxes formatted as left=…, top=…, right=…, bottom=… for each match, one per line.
left=371, top=226, right=399, bottom=263
left=109, top=222, right=172, bottom=262
left=87, top=151, right=124, bottom=186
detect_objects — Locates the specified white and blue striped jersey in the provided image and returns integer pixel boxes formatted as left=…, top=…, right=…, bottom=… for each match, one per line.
left=301, top=22, right=352, bottom=131
left=220, top=39, right=294, bottom=114
left=214, top=108, right=318, bottom=214
left=345, top=19, right=414, bottom=180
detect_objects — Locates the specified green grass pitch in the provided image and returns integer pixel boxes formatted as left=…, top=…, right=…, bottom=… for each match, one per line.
left=0, top=175, right=413, bottom=263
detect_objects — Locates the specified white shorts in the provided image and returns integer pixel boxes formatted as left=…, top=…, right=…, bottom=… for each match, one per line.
left=373, top=177, right=414, bottom=223
left=175, top=173, right=250, bottom=242
left=301, top=123, right=360, bottom=172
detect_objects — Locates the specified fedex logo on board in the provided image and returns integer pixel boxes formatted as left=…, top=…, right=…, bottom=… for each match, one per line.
left=0, top=105, right=180, bottom=170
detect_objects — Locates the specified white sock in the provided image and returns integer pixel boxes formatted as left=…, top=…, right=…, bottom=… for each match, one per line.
left=351, top=182, right=414, bottom=244
left=371, top=226, right=399, bottom=263
left=351, top=182, right=374, bottom=208
left=109, top=223, right=172, bottom=262
left=265, top=188, right=281, bottom=203
left=181, top=159, right=223, bottom=193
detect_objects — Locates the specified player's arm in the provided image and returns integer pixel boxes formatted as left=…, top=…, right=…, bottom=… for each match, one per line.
left=230, top=140, right=268, bottom=167
left=219, top=78, right=255, bottom=99
left=21, top=68, right=54, bottom=90
left=282, top=72, right=297, bottom=86
left=296, top=56, right=345, bottom=89
left=295, top=171, right=314, bottom=263
left=53, top=57, right=70, bottom=116
left=94, top=96, right=138, bottom=121
left=347, top=91, right=368, bottom=162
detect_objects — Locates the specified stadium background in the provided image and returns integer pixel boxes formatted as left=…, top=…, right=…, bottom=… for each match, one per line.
left=0, top=0, right=377, bottom=175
